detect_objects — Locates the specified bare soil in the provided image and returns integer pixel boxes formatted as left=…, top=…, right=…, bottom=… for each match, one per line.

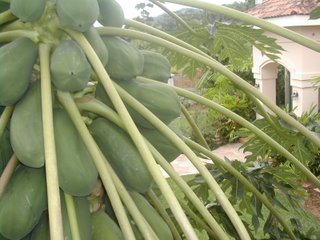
left=303, top=181, right=320, bottom=219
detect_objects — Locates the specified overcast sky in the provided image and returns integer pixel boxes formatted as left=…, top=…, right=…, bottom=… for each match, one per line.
left=117, top=0, right=245, bottom=19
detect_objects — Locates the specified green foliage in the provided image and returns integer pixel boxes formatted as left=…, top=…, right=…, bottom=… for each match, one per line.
left=186, top=160, right=317, bottom=239
left=242, top=107, right=320, bottom=177
left=201, top=74, right=256, bottom=144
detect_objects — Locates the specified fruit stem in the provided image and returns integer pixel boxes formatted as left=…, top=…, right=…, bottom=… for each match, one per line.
left=0, top=30, right=39, bottom=43
left=0, top=10, right=16, bottom=26
left=0, top=154, right=18, bottom=199
left=64, top=193, right=81, bottom=240
left=64, top=28, right=199, bottom=240
left=39, top=43, right=64, bottom=240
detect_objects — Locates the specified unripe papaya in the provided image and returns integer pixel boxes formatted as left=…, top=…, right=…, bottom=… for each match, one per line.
left=91, top=210, right=124, bottom=240
left=50, top=40, right=91, bottom=92
left=0, top=165, right=47, bottom=239
left=97, top=0, right=125, bottom=27
left=95, top=79, right=181, bottom=128
left=10, top=82, right=45, bottom=168
left=56, top=0, right=99, bottom=32
left=83, top=27, right=109, bottom=67
left=139, top=124, right=182, bottom=163
left=10, top=0, right=47, bottom=22
left=53, top=108, right=98, bottom=196
left=89, top=117, right=153, bottom=193
left=101, top=36, right=144, bottom=81
left=31, top=195, right=92, bottom=239
left=0, top=2, right=9, bottom=13
left=129, top=191, right=173, bottom=240
left=0, top=37, right=38, bottom=105
left=140, top=50, right=171, bottom=83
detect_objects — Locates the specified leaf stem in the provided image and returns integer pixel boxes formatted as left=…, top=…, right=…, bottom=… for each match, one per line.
left=147, top=190, right=183, bottom=240
left=97, top=27, right=320, bottom=150
left=164, top=0, right=320, bottom=53
left=185, top=138, right=297, bottom=240
left=39, top=43, right=64, bottom=240
left=0, top=106, right=13, bottom=138
left=180, top=103, right=210, bottom=149
left=56, top=91, right=136, bottom=240
left=0, top=154, right=18, bottom=199
left=64, top=193, right=81, bottom=240
left=64, top=28, right=199, bottom=240
left=75, top=96, right=230, bottom=239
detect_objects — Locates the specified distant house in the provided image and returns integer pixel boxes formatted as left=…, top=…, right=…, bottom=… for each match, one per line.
left=247, top=0, right=320, bottom=116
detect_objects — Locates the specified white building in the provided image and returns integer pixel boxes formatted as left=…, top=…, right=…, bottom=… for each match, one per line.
left=248, top=0, right=320, bottom=115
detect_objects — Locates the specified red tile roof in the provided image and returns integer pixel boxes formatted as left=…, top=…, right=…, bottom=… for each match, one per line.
left=247, top=0, right=320, bottom=19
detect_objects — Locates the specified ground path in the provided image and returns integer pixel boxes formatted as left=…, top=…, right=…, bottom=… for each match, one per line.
left=162, top=142, right=250, bottom=176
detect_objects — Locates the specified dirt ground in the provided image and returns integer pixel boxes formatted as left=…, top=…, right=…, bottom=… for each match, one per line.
left=303, top=182, right=320, bottom=219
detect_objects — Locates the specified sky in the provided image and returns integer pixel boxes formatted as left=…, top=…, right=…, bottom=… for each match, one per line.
left=117, top=0, right=244, bottom=19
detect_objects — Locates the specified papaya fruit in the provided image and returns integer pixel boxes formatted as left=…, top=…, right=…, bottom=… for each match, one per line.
left=0, top=128, right=12, bottom=175
left=97, top=0, right=125, bottom=27
left=129, top=191, right=173, bottom=240
left=53, top=108, right=98, bottom=196
left=30, top=211, right=49, bottom=240
left=31, top=195, right=92, bottom=239
left=56, top=0, right=99, bottom=32
left=83, top=27, right=109, bottom=67
left=95, top=79, right=181, bottom=128
left=0, top=165, right=47, bottom=239
left=50, top=39, right=91, bottom=92
left=101, top=36, right=144, bottom=81
left=140, top=50, right=171, bottom=83
left=10, top=81, right=45, bottom=168
left=0, top=2, right=9, bottom=13
left=91, top=210, right=124, bottom=240
left=10, top=0, right=47, bottom=22
left=0, top=37, right=38, bottom=106
left=89, top=117, right=153, bottom=193
left=139, top=124, right=182, bottom=163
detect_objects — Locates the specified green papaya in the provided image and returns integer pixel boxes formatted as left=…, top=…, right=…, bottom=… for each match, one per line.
left=91, top=210, right=124, bottom=240
left=95, top=79, right=181, bottom=128
left=0, top=2, right=9, bottom=13
left=0, top=128, right=12, bottom=175
left=101, top=36, right=144, bottom=81
left=140, top=50, right=171, bottom=83
left=10, top=0, right=47, bottom=22
left=56, top=0, right=99, bottom=32
left=50, top=39, right=91, bottom=92
left=97, top=0, right=124, bottom=27
left=129, top=191, right=173, bottom=240
left=89, top=117, right=153, bottom=193
left=83, top=27, right=109, bottom=67
left=53, top=108, right=98, bottom=196
left=139, top=124, right=182, bottom=163
left=10, top=82, right=45, bottom=168
left=31, top=195, right=92, bottom=239
left=0, top=165, right=47, bottom=239
left=0, top=37, right=38, bottom=105
left=30, top=211, right=49, bottom=240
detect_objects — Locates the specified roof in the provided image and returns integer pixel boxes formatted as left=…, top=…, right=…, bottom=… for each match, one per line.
left=247, top=0, right=320, bottom=19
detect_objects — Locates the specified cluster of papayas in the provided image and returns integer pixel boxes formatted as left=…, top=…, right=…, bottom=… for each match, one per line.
left=0, top=0, right=182, bottom=239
